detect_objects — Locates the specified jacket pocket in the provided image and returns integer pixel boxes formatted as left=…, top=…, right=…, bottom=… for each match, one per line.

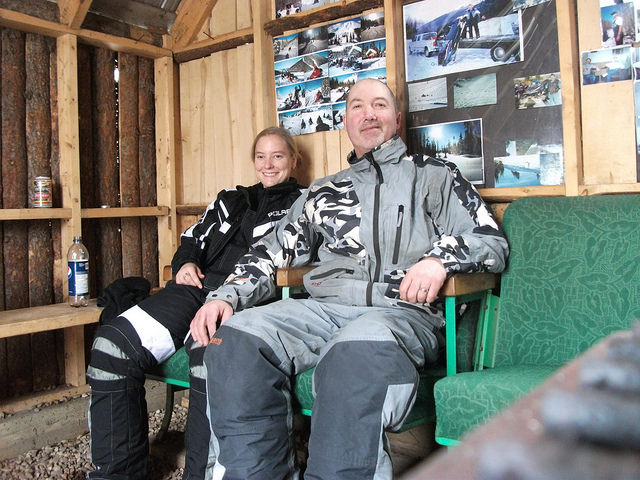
left=392, top=205, right=404, bottom=264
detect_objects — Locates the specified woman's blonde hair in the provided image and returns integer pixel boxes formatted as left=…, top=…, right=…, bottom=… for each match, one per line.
left=251, top=126, right=301, bottom=167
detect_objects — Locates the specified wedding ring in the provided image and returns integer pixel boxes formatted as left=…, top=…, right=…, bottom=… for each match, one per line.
left=420, top=287, right=427, bottom=292
left=184, top=272, right=190, bottom=278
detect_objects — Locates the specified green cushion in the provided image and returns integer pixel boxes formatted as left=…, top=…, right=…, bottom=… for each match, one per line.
left=293, top=366, right=444, bottom=431
left=147, top=346, right=190, bottom=387
left=434, top=364, right=557, bottom=441
left=496, top=195, right=640, bottom=368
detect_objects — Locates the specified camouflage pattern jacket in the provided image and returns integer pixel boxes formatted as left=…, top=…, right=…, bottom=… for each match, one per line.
left=208, top=136, right=508, bottom=317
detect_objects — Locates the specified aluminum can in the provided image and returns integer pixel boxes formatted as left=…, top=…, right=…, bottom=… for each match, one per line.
left=32, top=176, right=53, bottom=208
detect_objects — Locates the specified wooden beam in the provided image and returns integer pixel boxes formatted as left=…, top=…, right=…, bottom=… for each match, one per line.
left=264, top=0, right=383, bottom=37
left=88, top=0, right=176, bottom=34
left=81, top=206, right=170, bottom=218
left=383, top=0, right=405, bottom=139
left=58, top=0, right=92, bottom=29
left=478, top=185, right=566, bottom=202
left=173, top=27, right=253, bottom=63
left=170, top=0, right=219, bottom=48
left=0, top=8, right=172, bottom=58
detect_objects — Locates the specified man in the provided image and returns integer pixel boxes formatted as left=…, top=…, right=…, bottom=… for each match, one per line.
left=612, top=11, right=624, bottom=45
left=463, top=4, right=483, bottom=40
left=194, top=78, right=509, bottom=479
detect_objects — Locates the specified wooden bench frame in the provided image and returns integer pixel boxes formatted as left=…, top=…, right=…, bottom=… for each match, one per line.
left=0, top=299, right=102, bottom=413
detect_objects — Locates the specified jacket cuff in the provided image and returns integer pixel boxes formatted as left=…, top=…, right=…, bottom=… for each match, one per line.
left=205, top=286, right=239, bottom=311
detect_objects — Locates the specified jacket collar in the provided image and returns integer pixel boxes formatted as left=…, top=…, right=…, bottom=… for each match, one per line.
left=347, top=135, right=407, bottom=172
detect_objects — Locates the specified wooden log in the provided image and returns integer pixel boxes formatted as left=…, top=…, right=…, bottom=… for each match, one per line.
left=92, top=47, right=122, bottom=292
left=0, top=30, right=5, bottom=399
left=2, top=27, right=32, bottom=397
left=25, top=32, right=57, bottom=391
left=118, top=51, right=142, bottom=278
left=138, top=56, right=158, bottom=287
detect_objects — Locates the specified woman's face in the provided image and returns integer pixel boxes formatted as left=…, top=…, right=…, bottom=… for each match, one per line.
left=254, top=134, right=297, bottom=187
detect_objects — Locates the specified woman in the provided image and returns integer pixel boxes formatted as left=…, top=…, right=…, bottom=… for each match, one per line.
left=86, top=127, right=305, bottom=480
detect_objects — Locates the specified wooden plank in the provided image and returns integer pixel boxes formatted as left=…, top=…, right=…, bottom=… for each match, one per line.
left=263, top=0, right=383, bottom=37
left=118, top=52, right=142, bottom=278
left=81, top=206, right=169, bottom=218
left=0, top=300, right=101, bottom=339
left=88, top=0, right=175, bottom=34
left=64, top=324, right=86, bottom=386
left=251, top=0, right=275, bottom=132
left=25, top=32, right=57, bottom=391
left=2, top=27, right=33, bottom=397
left=58, top=0, right=92, bottom=29
left=232, top=44, right=256, bottom=188
left=139, top=56, right=159, bottom=287
left=210, top=51, right=234, bottom=192
left=579, top=183, right=640, bottom=195
left=0, top=8, right=172, bottom=58
left=172, top=27, right=253, bottom=63
left=236, top=0, right=252, bottom=29
left=0, top=208, right=72, bottom=220
left=0, top=383, right=90, bottom=415
left=477, top=185, right=565, bottom=202
left=210, top=0, right=236, bottom=37
left=440, top=273, right=498, bottom=297
left=171, top=0, right=219, bottom=48
left=556, top=0, right=582, bottom=196
left=382, top=0, right=405, bottom=138
left=176, top=204, right=207, bottom=216
left=154, top=56, right=179, bottom=285
left=203, top=55, right=219, bottom=200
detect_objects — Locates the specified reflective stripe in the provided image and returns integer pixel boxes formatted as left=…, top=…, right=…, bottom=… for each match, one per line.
left=219, top=221, right=231, bottom=234
left=86, top=365, right=126, bottom=381
left=92, top=336, right=129, bottom=359
left=252, top=221, right=273, bottom=239
left=121, top=305, right=176, bottom=362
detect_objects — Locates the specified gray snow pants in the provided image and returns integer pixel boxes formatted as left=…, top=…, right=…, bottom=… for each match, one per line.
left=203, top=298, right=441, bottom=480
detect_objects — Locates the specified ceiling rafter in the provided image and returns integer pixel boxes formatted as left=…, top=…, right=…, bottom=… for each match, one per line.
left=170, top=0, right=218, bottom=48
left=57, top=0, right=92, bottom=29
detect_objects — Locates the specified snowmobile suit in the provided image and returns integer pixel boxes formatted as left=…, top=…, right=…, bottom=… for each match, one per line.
left=87, top=179, right=304, bottom=480
left=204, top=136, right=508, bottom=479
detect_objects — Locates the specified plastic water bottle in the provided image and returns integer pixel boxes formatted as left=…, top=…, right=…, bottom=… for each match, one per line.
left=68, top=236, right=89, bottom=307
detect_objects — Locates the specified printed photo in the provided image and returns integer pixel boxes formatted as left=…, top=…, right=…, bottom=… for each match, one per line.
left=330, top=72, right=357, bottom=103
left=360, top=39, right=386, bottom=71
left=301, top=0, right=329, bottom=11
left=582, top=46, right=632, bottom=84
left=356, top=67, right=387, bottom=83
left=600, top=0, right=635, bottom=47
left=360, top=11, right=385, bottom=41
left=328, top=18, right=361, bottom=47
left=279, top=104, right=333, bottom=136
left=512, top=0, right=551, bottom=11
left=408, top=119, right=484, bottom=184
left=275, top=52, right=328, bottom=87
left=333, top=102, right=346, bottom=129
left=329, top=44, right=363, bottom=76
left=514, top=72, right=561, bottom=109
left=276, top=78, right=329, bottom=112
left=453, top=72, right=497, bottom=108
left=493, top=140, right=563, bottom=187
left=273, top=33, right=298, bottom=62
left=275, top=0, right=302, bottom=18
left=298, top=26, right=329, bottom=55
left=403, top=0, right=523, bottom=82
left=408, top=77, right=448, bottom=112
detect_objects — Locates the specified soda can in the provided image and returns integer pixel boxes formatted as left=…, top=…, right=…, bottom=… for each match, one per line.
left=32, top=176, right=53, bottom=208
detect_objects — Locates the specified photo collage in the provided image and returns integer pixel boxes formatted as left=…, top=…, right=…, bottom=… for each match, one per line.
left=273, top=11, right=386, bottom=136
left=404, top=0, right=564, bottom=188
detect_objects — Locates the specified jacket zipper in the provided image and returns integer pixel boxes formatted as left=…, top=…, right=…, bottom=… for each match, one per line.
left=366, top=154, right=383, bottom=306
left=392, top=205, right=404, bottom=264
left=309, top=268, right=354, bottom=280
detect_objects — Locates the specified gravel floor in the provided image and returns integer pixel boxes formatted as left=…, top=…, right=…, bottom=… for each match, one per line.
left=0, top=405, right=188, bottom=480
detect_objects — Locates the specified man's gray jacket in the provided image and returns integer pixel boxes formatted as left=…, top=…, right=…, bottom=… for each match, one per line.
left=208, top=135, right=508, bottom=319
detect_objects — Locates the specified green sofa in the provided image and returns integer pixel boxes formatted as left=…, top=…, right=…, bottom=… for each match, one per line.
left=433, top=194, right=640, bottom=446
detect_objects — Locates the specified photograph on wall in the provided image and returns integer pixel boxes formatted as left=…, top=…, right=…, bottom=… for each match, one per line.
left=582, top=46, right=632, bottom=84
left=453, top=72, right=497, bottom=108
left=278, top=104, right=333, bottom=136
left=493, top=140, right=563, bottom=187
left=299, top=26, right=329, bottom=55
left=408, top=78, right=448, bottom=112
left=273, top=11, right=386, bottom=136
left=275, top=0, right=302, bottom=18
left=301, top=0, right=329, bottom=12
left=328, top=18, right=361, bottom=46
left=512, top=0, right=551, bottom=11
left=514, top=72, right=561, bottom=109
left=361, top=11, right=386, bottom=41
left=408, top=119, right=484, bottom=184
left=600, top=0, right=635, bottom=47
left=273, top=33, right=299, bottom=61
left=403, top=0, right=523, bottom=82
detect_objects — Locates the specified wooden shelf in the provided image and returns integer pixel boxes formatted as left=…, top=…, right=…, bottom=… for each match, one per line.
left=0, top=208, right=72, bottom=221
left=578, top=183, right=640, bottom=195
left=477, top=185, right=566, bottom=202
left=81, top=205, right=170, bottom=218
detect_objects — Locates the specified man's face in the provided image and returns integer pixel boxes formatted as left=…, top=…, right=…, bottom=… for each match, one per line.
left=344, top=79, right=401, bottom=158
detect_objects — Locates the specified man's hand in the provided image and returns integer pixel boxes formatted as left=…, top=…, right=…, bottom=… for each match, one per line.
left=190, top=300, right=234, bottom=346
left=398, top=257, right=447, bottom=304
left=176, top=262, right=205, bottom=288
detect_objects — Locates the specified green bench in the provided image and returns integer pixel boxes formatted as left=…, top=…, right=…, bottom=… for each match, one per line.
left=433, top=194, right=640, bottom=446
left=147, top=268, right=498, bottom=437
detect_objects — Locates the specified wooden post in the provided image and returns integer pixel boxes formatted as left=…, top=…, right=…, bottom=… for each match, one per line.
left=2, top=27, right=32, bottom=396
left=118, top=51, right=142, bottom=278
left=251, top=0, right=276, bottom=132
left=154, top=53, right=178, bottom=286
left=138, top=56, right=159, bottom=287
left=26, top=32, right=57, bottom=391
left=92, top=47, right=122, bottom=290
left=383, top=0, right=406, bottom=139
